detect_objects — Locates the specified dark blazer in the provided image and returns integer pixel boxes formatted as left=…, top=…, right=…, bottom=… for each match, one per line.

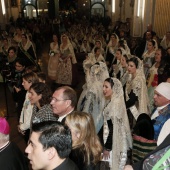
left=53, top=158, right=79, bottom=170
left=132, top=133, right=170, bottom=169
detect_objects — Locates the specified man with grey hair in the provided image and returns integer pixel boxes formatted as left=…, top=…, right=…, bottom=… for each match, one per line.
left=50, top=86, right=77, bottom=122
left=0, top=117, right=29, bottom=170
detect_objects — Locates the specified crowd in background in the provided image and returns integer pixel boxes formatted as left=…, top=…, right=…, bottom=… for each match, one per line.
left=0, top=15, right=170, bottom=170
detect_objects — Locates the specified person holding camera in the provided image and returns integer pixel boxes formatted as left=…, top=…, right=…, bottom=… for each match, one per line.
left=7, top=58, right=26, bottom=119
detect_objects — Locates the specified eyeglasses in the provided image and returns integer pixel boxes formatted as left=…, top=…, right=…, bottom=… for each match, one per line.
left=50, top=97, right=69, bottom=103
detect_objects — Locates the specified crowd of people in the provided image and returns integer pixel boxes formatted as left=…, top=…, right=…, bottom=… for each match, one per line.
left=0, top=17, right=170, bottom=170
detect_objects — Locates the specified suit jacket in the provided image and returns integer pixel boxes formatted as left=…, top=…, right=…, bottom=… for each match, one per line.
left=53, top=158, right=79, bottom=170
left=133, top=133, right=170, bottom=169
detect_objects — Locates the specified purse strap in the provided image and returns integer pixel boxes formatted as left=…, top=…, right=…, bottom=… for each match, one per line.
left=152, top=147, right=170, bottom=170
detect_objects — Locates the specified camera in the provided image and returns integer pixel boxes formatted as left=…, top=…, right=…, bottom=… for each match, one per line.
left=6, top=77, right=21, bottom=88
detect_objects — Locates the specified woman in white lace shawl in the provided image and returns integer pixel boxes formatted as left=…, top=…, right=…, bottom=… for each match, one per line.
left=100, top=77, right=132, bottom=170
left=125, top=57, right=150, bottom=128
left=106, top=33, right=119, bottom=67
left=91, top=40, right=105, bottom=57
left=77, top=61, right=109, bottom=133
left=48, top=34, right=60, bottom=80
left=55, top=34, right=77, bottom=85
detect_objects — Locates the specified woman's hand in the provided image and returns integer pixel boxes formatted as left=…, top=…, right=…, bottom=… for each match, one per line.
left=14, top=86, right=21, bottom=93
left=17, top=125, right=25, bottom=135
left=102, top=149, right=110, bottom=160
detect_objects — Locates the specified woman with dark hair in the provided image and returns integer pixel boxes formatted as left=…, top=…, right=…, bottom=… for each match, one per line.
left=106, top=33, right=119, bottom=67
left=98, top=77, right=132, bottom=170
left=147, top=48, right=166, bottom=111
left=7, top=46, right=18, bottom=69
left=29, top=82, right=58, bottom=129
left=55, top=34, right=78, bottom=86
left=1, top=38, right=11, bottom=58
left=157, top=47, right=170, bottom=84
left=125, top=57, right=149, bottom=128
left=18, top=72, right=39, bottom=143
left=17, top=33, right=37, bottom=68
left=109, top=48, right=123, bottom=78
left=120, top=54, right=129, bottom=87
left=142, top=39, right=156, bottom=77
left=48, top=33, right=60, bottom=80
left=91, top=40, right=105, bottom=57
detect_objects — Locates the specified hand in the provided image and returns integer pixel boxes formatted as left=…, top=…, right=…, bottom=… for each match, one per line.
left=14, top=86, right=21, bottom=93
left=102, top=149, right=110, bottom=160
left=17, top=125, right=25, bottom=135
left=124, top=165, right=133, bottom=170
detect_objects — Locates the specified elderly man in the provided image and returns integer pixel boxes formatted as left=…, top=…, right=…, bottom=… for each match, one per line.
left=50, top=86, right=77, bottom=122
left=0, top=118, right=29, bottom=170
left=25, top=121, right=78, bottom=170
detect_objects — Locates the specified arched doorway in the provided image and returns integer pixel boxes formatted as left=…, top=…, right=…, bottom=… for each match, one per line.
left=22, top=4, right=37, bottom=19
left=91, top=2, right=105, bottom=18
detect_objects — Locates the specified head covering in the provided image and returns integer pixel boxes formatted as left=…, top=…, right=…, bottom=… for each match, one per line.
left=0, top=118, right=10, bottom=135
left=155, top=82, right=170, bottom=100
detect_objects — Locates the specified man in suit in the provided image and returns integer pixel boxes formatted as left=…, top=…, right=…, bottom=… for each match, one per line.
left=25, top=121, right=78, bottom=170
left=50, top=86, right=77, bottom=122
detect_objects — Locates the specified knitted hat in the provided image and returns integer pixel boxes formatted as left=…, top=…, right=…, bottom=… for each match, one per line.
left=155, top=82, right=170, bottom=100
left=0, top=117, right=10, bottom=135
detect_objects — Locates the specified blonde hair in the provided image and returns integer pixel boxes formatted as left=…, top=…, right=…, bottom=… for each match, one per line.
left=65, top=111, right=102, bottom=165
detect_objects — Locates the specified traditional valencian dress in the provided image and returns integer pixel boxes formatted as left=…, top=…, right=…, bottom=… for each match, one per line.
left=17, top=38, right=38, bottom=68
left=55, top=35, right=77, bottom=85
left=77, top=61, right=109, bottom=133
left=102, top=78, right=132, bottom=170
left=48, top=41, right=60, bottom=80
left=125, top=58, right=150, bottom=127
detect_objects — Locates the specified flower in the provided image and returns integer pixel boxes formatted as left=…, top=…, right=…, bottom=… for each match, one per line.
left=151, top=74, right=158, bottom=87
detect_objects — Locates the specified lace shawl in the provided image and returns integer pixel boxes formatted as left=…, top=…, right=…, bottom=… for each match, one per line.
left=103, top=78, right=132, bottom=170
left=50, top=42, right=59, bottom=53
left=125, top=59, right=150, bottom=115
left=120, top=70, right=130, bottom=87
left=77, top=62, right=109, bottom=132
left=60, top=34, right=77, bottom=64
left=83, top=53, right=105, bottom=84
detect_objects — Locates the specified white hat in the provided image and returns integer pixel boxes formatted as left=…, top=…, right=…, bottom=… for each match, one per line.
left=155, top=82, right=170, bottom=100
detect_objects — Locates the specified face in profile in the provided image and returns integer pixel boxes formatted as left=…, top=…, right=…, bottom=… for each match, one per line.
left=50, top=89, right=70, bottom=116
left=154, top=50, right=161, bottom=63
left=154, top=91, right=169, bottom=107
left=22, top=78, right=32, bottom=91
left=115, top=50, right=122, bottom=61
left=121, top=56, right=127, bottom=68
left=25, top=132, right=50, bottom=170
left=103, top=81, right=113, bottom=98
left=28, top=88, right=42, bottom=105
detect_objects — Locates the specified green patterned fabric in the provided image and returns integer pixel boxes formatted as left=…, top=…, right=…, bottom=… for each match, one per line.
left=132, top=135, right=157, bottom=163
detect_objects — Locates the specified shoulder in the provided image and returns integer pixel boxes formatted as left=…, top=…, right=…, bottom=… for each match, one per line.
left=54, top=158, right=79, bottom=170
